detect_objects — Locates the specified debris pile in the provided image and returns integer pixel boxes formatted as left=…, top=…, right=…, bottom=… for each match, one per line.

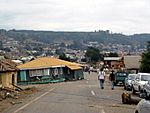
left=121, top=92, right=141, bottom=104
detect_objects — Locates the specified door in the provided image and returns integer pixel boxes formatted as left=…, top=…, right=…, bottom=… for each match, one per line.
left=12, top=74, right=15, bottom=85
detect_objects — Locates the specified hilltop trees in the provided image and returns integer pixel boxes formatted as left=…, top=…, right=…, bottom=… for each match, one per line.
left=140, top=41, right=150, bottom=73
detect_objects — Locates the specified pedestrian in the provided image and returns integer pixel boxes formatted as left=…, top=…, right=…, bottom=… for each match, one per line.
left=98, top=68, right=105, bottom=89
left=109, top=70, right=115, bottom=90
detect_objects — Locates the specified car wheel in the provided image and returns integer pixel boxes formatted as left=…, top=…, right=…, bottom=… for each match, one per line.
left=124, top=86, right=126, bottom=90
left=138, top=86, right=141, bottom=92
left=132, top=87, right=136, bottom=94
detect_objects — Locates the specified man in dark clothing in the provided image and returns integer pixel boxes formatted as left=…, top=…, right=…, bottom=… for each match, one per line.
left=109, top=70, right=115, bottom=90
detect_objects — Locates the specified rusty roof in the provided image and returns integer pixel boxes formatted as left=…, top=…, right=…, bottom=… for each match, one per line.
left=17, top=57, right=82, bottom=70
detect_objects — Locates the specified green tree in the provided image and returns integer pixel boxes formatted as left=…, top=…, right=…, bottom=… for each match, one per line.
left=85, top=47, right=103, bottom=63
left=140, top=41, right=150, bottom=73
left=59, top=53, right=70, bottom=61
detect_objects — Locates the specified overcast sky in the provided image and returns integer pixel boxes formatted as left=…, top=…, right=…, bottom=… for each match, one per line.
left=0, top=0, right=150, bottom=34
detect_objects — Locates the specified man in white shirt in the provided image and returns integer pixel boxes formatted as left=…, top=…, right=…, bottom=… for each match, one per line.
left=98, top=68, right=105, bottom=89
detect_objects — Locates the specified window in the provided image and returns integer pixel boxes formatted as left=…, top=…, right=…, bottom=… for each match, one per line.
left=141, top=75, right=150, bottom=81
left=136, top=75, right=140, bottom=80
left=54, top=68, right=58, bottom=75
left=60, top=67, right=63, bottom=75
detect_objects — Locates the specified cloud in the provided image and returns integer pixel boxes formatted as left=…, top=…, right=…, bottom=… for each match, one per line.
left=0, top=0, right=150, bottom=34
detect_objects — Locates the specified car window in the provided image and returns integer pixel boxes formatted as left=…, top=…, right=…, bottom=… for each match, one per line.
left=128, top=75, right=136, bottom=80
left=141, top=75, right=150, bottom=81
left=136, top=75, right=140, bottom=80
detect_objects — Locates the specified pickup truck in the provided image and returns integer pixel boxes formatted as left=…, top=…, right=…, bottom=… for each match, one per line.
left=114, top=71, right=128, bottom=85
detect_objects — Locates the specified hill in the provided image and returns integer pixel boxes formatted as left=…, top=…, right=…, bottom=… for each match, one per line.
left=1, top=29, right=150, bottom=46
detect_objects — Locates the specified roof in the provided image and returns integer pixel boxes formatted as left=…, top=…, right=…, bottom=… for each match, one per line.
left=17, top=57, right=82, bottom=70
left=0, top=59, right=19, bottom=72
left=104, top=57, right=122, bottom=61
left=12, top=60, right=23, bottom=64
left=67, top=65, right=82, bottom=70
left=124, top=56, right=141, bottom=69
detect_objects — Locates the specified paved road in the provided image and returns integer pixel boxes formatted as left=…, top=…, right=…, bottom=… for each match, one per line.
left=3, top=72, right=136, bottom=113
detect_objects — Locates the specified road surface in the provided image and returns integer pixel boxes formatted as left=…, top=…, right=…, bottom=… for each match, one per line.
left=2, top=72, right=136, bottom=113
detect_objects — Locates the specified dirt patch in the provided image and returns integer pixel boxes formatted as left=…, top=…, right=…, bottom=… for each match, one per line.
left=0, top=86, right=39, bottom=112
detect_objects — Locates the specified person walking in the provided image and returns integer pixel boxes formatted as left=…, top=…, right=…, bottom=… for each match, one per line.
left=98, top=68, right=105, bottom=89
left=109, top=70, right=115, bottom=90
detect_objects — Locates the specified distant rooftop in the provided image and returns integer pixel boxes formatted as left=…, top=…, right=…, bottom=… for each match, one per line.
left=104, top=57, right=122, bottom=61
left=124, top=55, right=141, bottom=69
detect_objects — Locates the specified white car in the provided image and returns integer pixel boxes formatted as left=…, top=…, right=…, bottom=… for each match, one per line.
left=124, top=74, right=137, bottom=90
left=132, top=73, right=150, bottom=94
left=143, top=81, right=150, bottom=98
left=135, top=99, right=150, bottom=113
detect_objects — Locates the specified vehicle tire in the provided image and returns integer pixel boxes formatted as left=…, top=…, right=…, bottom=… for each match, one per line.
left=124, top=86, right=126, bottom=90
left=138, top=86, right=141, bottom=92
left=115, top=81, right=118, bottom=86
left=132, top=87, right=136, bottom=94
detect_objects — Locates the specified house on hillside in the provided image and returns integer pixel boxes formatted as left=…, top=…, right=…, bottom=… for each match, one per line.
left=17, top=57, right=84, bottom=84
left=123, top=55, right=141, bottom=73
left=104, top=57, right=124, bottom=70
left=0, top=59, right=18, bottom=89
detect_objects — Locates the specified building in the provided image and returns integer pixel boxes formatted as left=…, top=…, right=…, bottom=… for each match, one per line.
left=17, top=57, right=84, bottom=84
left=123, top=55, right=141, bottom=73
left=104, top=57, right=124, bottom=70
left=0, top=59, right=18, bottom=89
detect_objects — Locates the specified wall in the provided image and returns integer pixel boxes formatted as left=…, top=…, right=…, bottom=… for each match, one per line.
left=1, top=71, right=17, bottom=89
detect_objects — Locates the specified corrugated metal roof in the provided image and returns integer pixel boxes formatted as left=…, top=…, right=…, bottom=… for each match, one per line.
left=124, top=56, right=141, bottom=69
left=104, top=57, right=122, bottom=61
left=17, top=57, right=82, bottom=70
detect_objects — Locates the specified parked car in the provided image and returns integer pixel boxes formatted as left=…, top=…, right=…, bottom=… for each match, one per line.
left=114, top=71, right=128, bottom=85
left=124, top=74, right=137, bottom=90
left=142, top=81, right=150, bottom=98
left=135, top=94, right=150, bottom=113
left=132, top=73, right=150, bottom=94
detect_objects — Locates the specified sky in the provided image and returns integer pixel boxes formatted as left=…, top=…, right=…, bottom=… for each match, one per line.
left=0, top=0, right=150, bottom=34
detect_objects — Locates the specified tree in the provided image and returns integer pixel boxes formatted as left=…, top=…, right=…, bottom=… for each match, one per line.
left=85, top=47, right=103, bottom=63
left=59, top=53, right=70, bottom=61
left=140, top=41, right=150, bottom=73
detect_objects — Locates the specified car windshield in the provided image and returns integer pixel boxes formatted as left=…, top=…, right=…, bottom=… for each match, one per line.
left=128, top=75, right=135, bottom=80
left=141, top=75, right=150, bottom=81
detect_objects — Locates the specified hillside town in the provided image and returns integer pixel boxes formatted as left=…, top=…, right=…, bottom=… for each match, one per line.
left=1, top=28, right=150, bottom=113
left=0, top=31, right=146, bottom=60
